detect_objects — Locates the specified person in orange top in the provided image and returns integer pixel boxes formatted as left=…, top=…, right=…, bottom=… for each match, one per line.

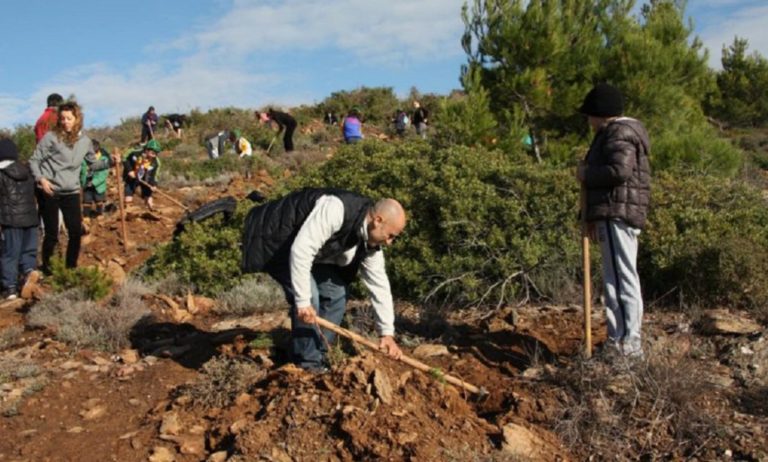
left=34, top=93, right=63, bottom=143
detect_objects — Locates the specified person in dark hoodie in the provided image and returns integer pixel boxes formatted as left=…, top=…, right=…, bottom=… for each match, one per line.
left=576, top=83, right=651, bottom=359
left=0, top=139, right=41, bottom=300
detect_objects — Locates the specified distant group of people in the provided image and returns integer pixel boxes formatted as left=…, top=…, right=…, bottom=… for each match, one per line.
left=325, top=100, right=430, bottom=144
left=140, top=106, right=187, bottom=142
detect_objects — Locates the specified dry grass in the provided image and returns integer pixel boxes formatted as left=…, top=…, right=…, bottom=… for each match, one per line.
left=178, top=356, right=266, bottom=409
left=0, top=325, right=23, bottom=350
left=0, top=356, right=48, bottom=417
left=215, top=274, right=286, bottom=317
left=548, top=354, right=728, bottom=460
left=27, top=288, right=151, bottom=352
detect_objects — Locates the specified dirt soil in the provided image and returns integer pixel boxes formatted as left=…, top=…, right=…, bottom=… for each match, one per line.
left=0, top=172, right=767, bottom=462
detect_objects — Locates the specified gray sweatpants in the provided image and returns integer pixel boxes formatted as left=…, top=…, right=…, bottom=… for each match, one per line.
left=596, top=219, right=644, bottom=356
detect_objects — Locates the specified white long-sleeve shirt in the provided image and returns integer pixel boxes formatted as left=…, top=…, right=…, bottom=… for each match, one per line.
left=289, top=195, right=395, bottom=336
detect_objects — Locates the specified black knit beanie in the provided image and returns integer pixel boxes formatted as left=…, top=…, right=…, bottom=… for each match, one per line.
left=0, top=139, right=19, bottom=161
left=579, top=83, right=624, bottom=117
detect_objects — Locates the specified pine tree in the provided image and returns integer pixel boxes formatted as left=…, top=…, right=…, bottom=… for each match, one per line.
left=708, top=37, right=768, bottom=127
left=461, top=0, right=740, bottom=174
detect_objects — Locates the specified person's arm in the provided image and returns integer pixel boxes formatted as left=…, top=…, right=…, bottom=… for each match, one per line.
left=29, top=134, right=55, bottom=195
left=359, top=250, right=395, bottom=336
left=289, top=196, right=345, bottom=311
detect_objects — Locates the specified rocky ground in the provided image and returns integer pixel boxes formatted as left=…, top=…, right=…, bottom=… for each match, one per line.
left=0, top=167, right=766, bottom=461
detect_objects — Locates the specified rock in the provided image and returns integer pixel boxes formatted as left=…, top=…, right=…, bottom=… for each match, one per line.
left=66, top=426, right=85, bottom=433
left=111, top=256, right=127, bottom=266
left=121, top=349, right=140, bottom=364
left=143, top=355, right=159, bottom=366
left=131, top=437, right=143, bottom=450
left=372, top=369, right=393, bottom=405
left=80, top=405, right=107, bottom=420
left=698, top=309, right=762, bottom=335
left=149, top=446, right=176, bottom=462
left=105, top=261, right=127, bottom=286
left=60, top=360, right=83, bottom=370
left=129, top=398, right=142, bottom=406
left=271, top=447, right=292, bottom=462
left=91, top=355, right=111, bottom=366
left=412, top=344, right=450, bottom=359
left=229, top=418, right=248, bottom=434
left=396, top=432, right=419, bottom=445
left=178, top=436, right=205, bottom=455
left=187, top=295, right=215, bottom=315
left=234, top=393, right=252, bottom=406
left=160, top=412, right=182, bottom=436
left=207, top=451, right=228, bottom=462
left=119, top=431, right=139, bottom=440
left=521, top=367, right=543, bottom=380
left=501, top=422, right=554, bottom=459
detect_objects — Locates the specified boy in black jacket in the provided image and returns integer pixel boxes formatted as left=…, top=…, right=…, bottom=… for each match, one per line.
left=0, top=139, right=40, bottom=300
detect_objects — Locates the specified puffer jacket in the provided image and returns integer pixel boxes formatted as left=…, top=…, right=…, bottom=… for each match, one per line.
left=583, top=117, right=651, bottom=229
left=241, top=187, right=373, bottom=280
left=0, top=161, right=38, bottom=228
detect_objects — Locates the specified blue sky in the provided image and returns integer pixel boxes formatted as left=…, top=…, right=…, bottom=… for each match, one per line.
left=1, top=0, right=766, bottom=129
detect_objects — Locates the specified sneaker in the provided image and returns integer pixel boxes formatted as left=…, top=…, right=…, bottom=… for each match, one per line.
left=20, top=270, right=41, bottom=300
left=2, top=289, right=18, bottom=301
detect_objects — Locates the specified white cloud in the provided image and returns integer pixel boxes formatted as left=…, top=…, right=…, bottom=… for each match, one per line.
left=190, top=0, right=466, bottom=63
left=697, top=5, right=768, bottom=68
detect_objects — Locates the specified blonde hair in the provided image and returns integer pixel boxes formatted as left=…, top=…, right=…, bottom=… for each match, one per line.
left=53, top=101, right=83, bottom=147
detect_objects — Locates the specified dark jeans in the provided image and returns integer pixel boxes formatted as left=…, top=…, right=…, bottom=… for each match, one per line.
left=124, top=179, right=153, bottom=198
left=0, top=226, right=38, bottom=290
left=38, top=191, right=82, bottom=272
left=269, top=263, right=348, bottom=369
left=283, top=123, right=296, bottom=152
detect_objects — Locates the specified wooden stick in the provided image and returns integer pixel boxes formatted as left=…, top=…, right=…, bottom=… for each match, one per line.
left=581, top=184, right=593, bottom=359
left=137, top=178, right=189, bottom=211
left=113, top=148, right=130, bottom=251
left=314, top=317, right=485, bottom=396
left=266, top=134, right=277, bottom=154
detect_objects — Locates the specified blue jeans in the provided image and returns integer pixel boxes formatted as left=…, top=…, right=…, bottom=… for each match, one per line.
left=1, top=226, right=38, bottom=291
left=269, top=264, right=348, bottom=369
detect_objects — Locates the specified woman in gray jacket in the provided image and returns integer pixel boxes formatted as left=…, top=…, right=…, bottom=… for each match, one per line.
left=30, top=101, right=112, bottom=273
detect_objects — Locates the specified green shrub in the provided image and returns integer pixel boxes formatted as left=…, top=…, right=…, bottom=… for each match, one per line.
left=49, top=257, right=113, bottom=300
left=142, top=205, right=248, bottom=295
left=317, top=87, right=400, bottom=124
left=641, top=171, right=768, bottom=313
left=287, top=140, right=583, bottom=306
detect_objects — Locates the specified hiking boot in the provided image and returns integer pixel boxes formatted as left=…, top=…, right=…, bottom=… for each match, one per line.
left=20, top=270, right=41, bottom=300
left=2, top=288, right=18, bottom=301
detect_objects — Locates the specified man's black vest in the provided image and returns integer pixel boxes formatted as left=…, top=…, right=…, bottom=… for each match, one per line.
left=241, top=188, right=373, bottom=279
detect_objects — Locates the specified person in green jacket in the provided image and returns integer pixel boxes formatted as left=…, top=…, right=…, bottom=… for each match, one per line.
left=81, top=139, right=114, bottom=217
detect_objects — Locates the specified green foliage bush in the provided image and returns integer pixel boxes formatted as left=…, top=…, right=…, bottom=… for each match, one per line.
left=317, top=87, right=400, bottom=124
left=49, top=257, right=113, bottom=300
left=143, top=205, right=248, bottom=295
left=641, top=172, right=768, bottom=313
left=287, top=140, right=583, bottom=306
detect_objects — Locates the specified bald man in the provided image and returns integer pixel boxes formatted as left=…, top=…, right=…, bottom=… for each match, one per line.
left=242, top=188, right=405, bottom=372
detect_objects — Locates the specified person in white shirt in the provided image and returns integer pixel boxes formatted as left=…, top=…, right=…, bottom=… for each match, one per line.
left=242, top=188, right=405, bottom=372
